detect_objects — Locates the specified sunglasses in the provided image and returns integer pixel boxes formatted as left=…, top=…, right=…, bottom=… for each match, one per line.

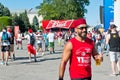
left=77, top=27, right=87, bottom=30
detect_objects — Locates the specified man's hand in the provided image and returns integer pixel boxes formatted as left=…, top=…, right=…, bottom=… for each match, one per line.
left=94, top=54, right=103, bottom=62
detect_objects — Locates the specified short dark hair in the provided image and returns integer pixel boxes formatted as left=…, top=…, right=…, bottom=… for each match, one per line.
left=110, top=24, right=117, bottom=29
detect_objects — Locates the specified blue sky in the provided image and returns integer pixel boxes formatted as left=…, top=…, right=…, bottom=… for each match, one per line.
left=0, top=0, right=103, bottom=26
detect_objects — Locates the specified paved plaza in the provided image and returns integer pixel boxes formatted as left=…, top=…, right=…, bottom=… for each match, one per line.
left=0, top=40, right=120, bottom=80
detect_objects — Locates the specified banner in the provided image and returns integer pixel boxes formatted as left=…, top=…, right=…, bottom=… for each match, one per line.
left=103, top=0, right=114, bottom=31
left=14, top=26, right=20, bottom=39
left=42, top=20, right=75, bottom=29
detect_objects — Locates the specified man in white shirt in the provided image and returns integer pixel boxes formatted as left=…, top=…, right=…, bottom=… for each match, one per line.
left=25, top=28, right=37, bottom=62
left=16, top=30, right=23, bottom=49
left=47, top=30, right=55, bottom=54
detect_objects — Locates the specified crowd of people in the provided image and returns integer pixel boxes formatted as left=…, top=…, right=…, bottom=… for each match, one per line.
left=0, top=18, right=120, bottom=80
left=0, top=26, right=74, bottom=65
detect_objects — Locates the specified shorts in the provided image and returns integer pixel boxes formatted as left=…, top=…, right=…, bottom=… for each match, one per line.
left=45, top=44, right=48, bottom=48
left=1, top=45, right=10, bottom=52
left=17, top=40, right=22, bottom=44
left=48, top=42, right=54, bottom=48
left=27, top=44, right=36, bottom=55
left=71, top=77, right=91, bottom=80
left=10, top=44, right=14, bottom=52
left=37, top=43, right=42, bottom=48
left=109, top=51, right=120, bottom=62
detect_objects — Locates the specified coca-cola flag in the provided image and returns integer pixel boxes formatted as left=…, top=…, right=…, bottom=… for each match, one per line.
left=42, top=20, right=75, bottom=29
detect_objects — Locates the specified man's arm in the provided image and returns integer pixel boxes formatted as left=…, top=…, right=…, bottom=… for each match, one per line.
left=59, top=41, right=72, bottom=79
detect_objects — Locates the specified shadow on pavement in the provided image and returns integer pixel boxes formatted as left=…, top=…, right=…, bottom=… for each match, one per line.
left=10, top=56, right=61, bottom=65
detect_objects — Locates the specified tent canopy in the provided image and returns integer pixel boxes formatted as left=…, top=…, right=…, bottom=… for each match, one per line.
left=42, top=20, right=75, bottom=29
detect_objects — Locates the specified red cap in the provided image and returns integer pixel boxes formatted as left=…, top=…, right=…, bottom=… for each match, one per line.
left=74, top=18, right=87, bottom=27
left=7, top=29, right=12, bottom=33
left=28, top=28, right=33, bottom=33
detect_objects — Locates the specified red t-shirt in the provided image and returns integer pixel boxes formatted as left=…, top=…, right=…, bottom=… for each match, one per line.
left=69, top=38, right=94, bottom=78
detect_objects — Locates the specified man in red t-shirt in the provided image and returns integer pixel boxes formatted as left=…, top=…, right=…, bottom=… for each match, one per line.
left=59, top=18, right=103, bottom=80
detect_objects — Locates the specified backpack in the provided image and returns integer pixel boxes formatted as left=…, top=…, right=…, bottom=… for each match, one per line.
left=29, top=34, right=35, bottom=46
left=2, top=32, right=9, bottom=41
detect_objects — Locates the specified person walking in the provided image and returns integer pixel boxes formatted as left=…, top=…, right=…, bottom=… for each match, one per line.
left=47, top=30, right=55, bottom=54
left=25, top=28, right=37, bottom=62
left=95, top=30, right=103, bottom=55
left=0, top=28, right=11, bottom=66
left=106, top=24, right=120, bottom=76
left=43, top=31, right=49, bottom=51
left=16, top=30, right=23, bottom=49
left=7, top=27, right=15, bottom=60
left=36, top=31, right=44, bottom=56
left=59, top=18, right=102, bottom=80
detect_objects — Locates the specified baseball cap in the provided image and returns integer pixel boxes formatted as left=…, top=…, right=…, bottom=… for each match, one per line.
left=74, top=18, right=87, bottom=28
left=28, top=28, right=33, bottom=33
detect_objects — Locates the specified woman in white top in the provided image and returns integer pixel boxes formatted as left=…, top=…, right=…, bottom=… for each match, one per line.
left=16, top=31, right=23, bottom=49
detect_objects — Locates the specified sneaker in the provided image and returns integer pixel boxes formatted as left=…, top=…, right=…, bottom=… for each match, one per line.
left=36, top=52, right=39, bottom=55
left=1, top=61, right=5, bottom=65
left=118, top=71, right=120, bottom=75
left=13, top=57, right=16, bottom=61
left=42, top=52, right=45, bottom=56
left=28, top=59, right=32, bottom=62
left=4, top=62, right=8, bottom=66
left=34, top=59, right=37, bottom=62
left=109, top=73, right=117, bottom=76
left=50, top=51, right=52, bottom=54
left=17, top=47, right=19, bottom=50
left=53, top=51, right=55, bottom=54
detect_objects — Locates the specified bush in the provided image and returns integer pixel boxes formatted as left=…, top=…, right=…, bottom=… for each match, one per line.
left=0, top=16, right=12, bottom=31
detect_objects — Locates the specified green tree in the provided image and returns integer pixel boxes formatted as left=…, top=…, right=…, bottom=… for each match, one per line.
left=0, top=16, right=12, bottom=31
left=0, top=3, right=11, bottom=17
left=3, top=7, right=11, bottom=16
left=37, top=0, right=89, bottom=20
left=12, top=10, right=30, bottom=32
left=12, top=13, right=25, bottom=32
left=20, top=10, right=30, bottom=30
left=12, top=13, right=19, bottom=26
left=32, top=16, right=39, bottom=30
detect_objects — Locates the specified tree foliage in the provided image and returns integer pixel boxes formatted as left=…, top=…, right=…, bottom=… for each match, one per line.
left=0, top=3, right=11, bottom=16
left=32, top=16, right=39, bottom=31
left=19, top=10, right=30, bottom=30
left=37, top=0, right=89, bottom=20
left=12, top=10, right=30, bottom=32
left=0, top=3, right=11, bottom=30
left=0, top=16, right=12, bottom=31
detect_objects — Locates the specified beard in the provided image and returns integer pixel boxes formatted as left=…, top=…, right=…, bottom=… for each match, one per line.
left=78, top=31, right=87, bottom=40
